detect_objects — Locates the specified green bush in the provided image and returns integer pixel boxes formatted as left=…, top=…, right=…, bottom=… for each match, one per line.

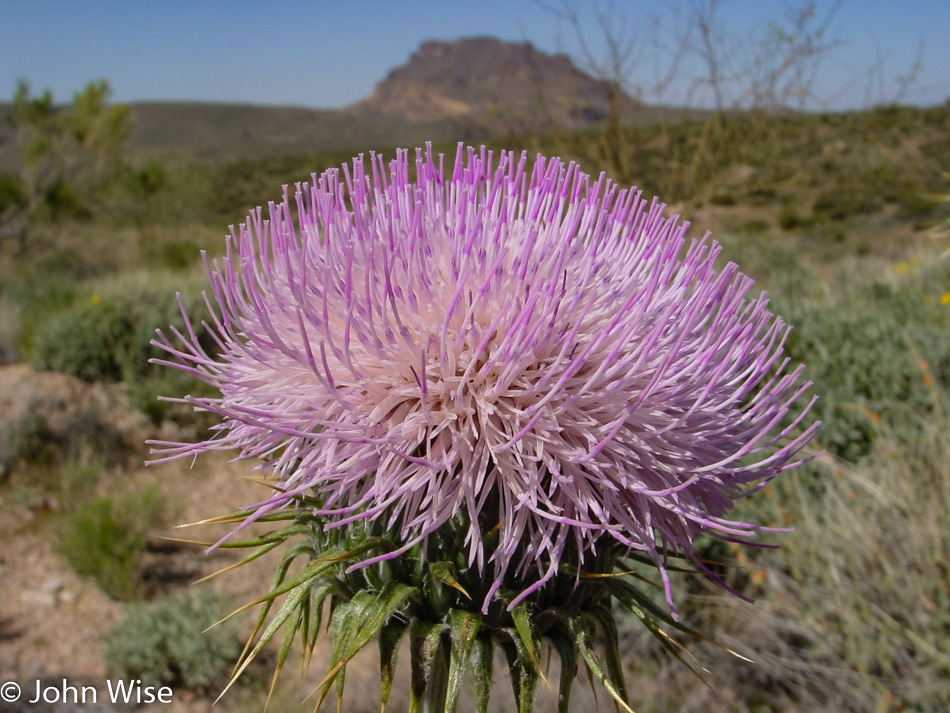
left=118, top=286, right=219, bottom=425
left=154, top=240, right=202, bottom=270
left=0, top=172, right=25, bottom=213
left=30, top=298, right=132, bottom=381
left=737, top=219, right=769, bottom=233
left=122, top=161, right=166, bottom=198
left=0, top=406, right=128, bottom=472
left=102, top=590, right=241, bottom=692
left=813, top=187, right=882, bottom=220
left=896, top=189, right=939, bottom=220
left=746, top=184, right=778, bottom=206
left=777, top=262, right=950, bottom=461
left=57, top=486, right=166, bottom=600
left=1, top=411, right=57, bottom=467
left=709, top=193, right=736, bottom=206
left=57, top=459, right=101, bottom=504
left=26, top=285, right=215, bottom=423
left=778, top=203, right=802, bottom=230
left=5, top=250, right=95, bottom=358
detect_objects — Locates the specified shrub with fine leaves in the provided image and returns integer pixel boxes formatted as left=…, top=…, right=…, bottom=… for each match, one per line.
left=102, top=590, right=241, bottom=691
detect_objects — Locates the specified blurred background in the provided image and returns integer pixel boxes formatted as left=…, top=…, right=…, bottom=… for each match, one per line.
left=1, top=2, right=948, bottom=711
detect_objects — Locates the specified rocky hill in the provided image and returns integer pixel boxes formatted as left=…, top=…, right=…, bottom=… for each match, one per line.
left=347, top=37, right=638, bottom=133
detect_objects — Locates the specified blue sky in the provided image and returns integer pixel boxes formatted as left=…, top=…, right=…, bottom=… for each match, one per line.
left=2, top=1, right=948, bottom=111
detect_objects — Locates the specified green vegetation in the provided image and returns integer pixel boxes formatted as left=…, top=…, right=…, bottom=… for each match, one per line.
left=17, top=274, right=217, bottom=424
left=779, top=273, right=950, bottom=462
left=1, top=410, right=57, bottom=467
left=0, top=80, right=131, bottom=253
left=31, top=296, right=134, bottom=381
left=102, top=590, right=241, bottom=691
left=55, top=458, right=102, bottom=504
left=505, top=104, right=950, bottom=238
left=56, top=485, right=167, bottom=601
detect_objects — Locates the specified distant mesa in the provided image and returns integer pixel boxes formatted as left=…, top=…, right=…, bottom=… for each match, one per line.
left=347, top=36, right=637, bottom=132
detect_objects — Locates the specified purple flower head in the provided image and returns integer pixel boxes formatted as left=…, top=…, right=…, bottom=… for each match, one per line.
left=151, top=144, right=818, bottom=613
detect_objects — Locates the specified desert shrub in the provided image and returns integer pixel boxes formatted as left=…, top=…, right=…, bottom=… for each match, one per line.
left=746, top=184, right=778, bottom=206
left=4, top=457, right=102, bottom=511
left=57, top=486, right=166, bottom=600
left=813, top=187, right=882, bottom=220
left=737, top=219, right=769, bottom=233
left=26, top=283, right=215, bottom=423
left=122, top=161, right=166, bottom=198
left=30, top=297, right=133, bottom=381
left=116, top=286, right=210, bottom=381
left=896, top=189, right=940, bottom=221
left=776, top=258, right=950, bottom=462
left=709, top=193, right=736, bottom=206
left=717, top=232, right=819, bottom=303
left=56, top=459, right=101, bottom=504
left=125, top=368, right=208, bottom=426
left=102, top=590, right=241, bottom=692
left=6, top=250, right=95, bottom=357
left=778, top=203, right=802, bottom=230
left=14, top=248, right=95, bottom=289
left=117, top=286, right=219, bottom=425
left=26, top=283, right=191, bottom=382
left=781, top=302, right=931, bottom=461
left=153, top=239, right=203, bottom=270
left=134, top=224, right=209, bottom=271
left=1, top=411, right=57, bottom=467
left=0, top=172, right=24, bottom=213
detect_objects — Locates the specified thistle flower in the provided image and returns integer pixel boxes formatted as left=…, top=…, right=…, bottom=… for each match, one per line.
left=150, top=144, right=818, bottom=711
left=152, top=144, right=816, bottom=611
